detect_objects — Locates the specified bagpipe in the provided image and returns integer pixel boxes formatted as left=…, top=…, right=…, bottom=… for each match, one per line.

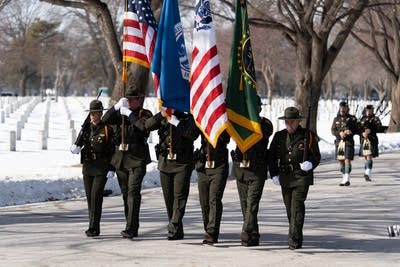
left=361, top=137, right=372, bottom=156
left=336, top=140, right=346, bottom=160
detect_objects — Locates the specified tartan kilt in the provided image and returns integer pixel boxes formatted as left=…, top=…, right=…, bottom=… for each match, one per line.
left=335, top=140, right=354, bottom=160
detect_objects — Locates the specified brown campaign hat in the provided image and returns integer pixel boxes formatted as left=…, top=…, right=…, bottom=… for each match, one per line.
left=86, top=100, right=106, bottom=112
left=126, top=88, right=145, bottom=98
left=365, top=104, right=374, bottom=109
left=278, top=107, right=304, bottom=120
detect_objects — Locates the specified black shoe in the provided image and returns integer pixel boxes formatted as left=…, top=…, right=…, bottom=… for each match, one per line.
left=167, top=232, right=184, bottom=240
left=344, top=181, right=350, bottom=186
left=167, top=222, right=184, bottom=240
left=242, top=238, right=259, bottom=247
left=364, top=174, right=371, bottom=181
left=289, top=244, right=302, bottom=250
left=240, top=231, right=249, bottom=245
left=202, top=232, right=217, bottom=245
left=121, top=230, right=137, bottom=239
left=288, top=240, right=302, bottom=250
left=85, top=228, right=99, bottom=237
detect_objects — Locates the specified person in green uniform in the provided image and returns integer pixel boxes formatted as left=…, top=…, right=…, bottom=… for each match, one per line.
left=70, top=99, right=115, bottom=237
left=231, top=97, right=273, bottom=247
left=358, top=105, right=383, bottom=181
left=331, top=101, right=358, bottom=186
left=145, top=109, right=199, bottom=240
left=102, top=88, right=153, bottom=239
left=269, top=107, right=321, bottom=250
left=194, top=130, right=230, bottom=245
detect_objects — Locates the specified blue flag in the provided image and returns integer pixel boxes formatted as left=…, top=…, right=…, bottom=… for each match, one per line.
left=151, top=0, right=190, bottom=112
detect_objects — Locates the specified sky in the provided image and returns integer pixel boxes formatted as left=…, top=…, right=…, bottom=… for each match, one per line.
left=0, top=96, right=399, bottom=207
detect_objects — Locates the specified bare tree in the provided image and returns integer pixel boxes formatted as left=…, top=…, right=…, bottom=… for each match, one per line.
left=39, top=0, right=163, bottom=100
left=352, top=1, right=400, bottom=131
left=0, top=0, right=11, bottom=12
left=0, top=1, right=61, bottom=96
left=261, top=58, right=275, bottom=105
left=212, top=0, right=383, bottom=133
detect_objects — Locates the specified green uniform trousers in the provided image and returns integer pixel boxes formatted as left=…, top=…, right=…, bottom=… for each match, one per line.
left=160, top=165, right=193, bottom=237
left=197, top=168, right=228, bottom=239
left=281, top=185, right=309, bottom=247
left=236, top=177, right=265, bottom=239
left=83, top=174, right=107, bottom=233
left=116, top=166, right=146, bottom=234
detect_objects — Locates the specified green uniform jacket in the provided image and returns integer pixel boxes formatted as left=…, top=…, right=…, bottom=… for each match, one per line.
left=145, top=112, right=199, bottom=173
left=78, top=121, right=115, bottom=176
left=269, top=126, right=321, bottom=187
left=102, top=106, right=152, bottom=170
left=231, top=117, right=273, bottom=180
left=194, top=131, right=230, bottom=175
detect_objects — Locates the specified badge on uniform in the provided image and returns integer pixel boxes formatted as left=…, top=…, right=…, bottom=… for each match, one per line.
left=240, top=160, right=250, bottom=168
left=205, top=160, right=215, bottom=168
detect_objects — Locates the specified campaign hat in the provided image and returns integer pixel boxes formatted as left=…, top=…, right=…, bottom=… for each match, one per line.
left=278, top=107, right=304, bottom=120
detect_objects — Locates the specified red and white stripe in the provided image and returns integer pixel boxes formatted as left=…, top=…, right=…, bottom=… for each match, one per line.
left=122, top=11, right=156, bottom=69
left=190, top=27, right=228, bottom=147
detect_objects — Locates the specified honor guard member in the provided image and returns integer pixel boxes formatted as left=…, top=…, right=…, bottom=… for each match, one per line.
left=145, top=109, right=199, bottom=240
left=269, top=107, right=321, bottom=250
left=194, top=130, right=230, bottom=245
left=70, top=99, right=115, bottom=237
left=331, top=101, right=358, bottom=186
left=358, top=105, right=383, bottom=181
left=230, top=97, right=273, bottom=247
left=102, top=88, right=153, bottom=239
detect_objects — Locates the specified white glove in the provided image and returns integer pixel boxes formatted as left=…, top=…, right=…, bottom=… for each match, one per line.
left=120, top=106, right=132, bottom=117
left=300, top=161, right=313, bottom=171
left=168, top=115, right=180, bottom=127
left=272, top=176, right=280, bottom=186
left=114, top=98, right=128, bottom=110
left=106, top=171, right=115, bottom=179
left=70, top=144, right=81, bottom=154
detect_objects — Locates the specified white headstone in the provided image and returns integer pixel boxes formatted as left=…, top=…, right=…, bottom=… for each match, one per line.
left=10, top=131, right=16, bottom=151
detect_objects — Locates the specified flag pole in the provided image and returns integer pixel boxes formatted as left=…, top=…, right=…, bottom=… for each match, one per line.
left=119, top=0, right=129, bottom=151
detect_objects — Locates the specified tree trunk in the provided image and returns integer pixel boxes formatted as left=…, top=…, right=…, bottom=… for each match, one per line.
left=388, top=81, right=400, bottom=132
left=19, top=72, right=28, bottom=97
left=294, top=38, right=317, bottom=133
left=40, top=66, right=45, bottom=100
left=261, top=58, right=274, bottom=105
left=111, top=64, right=150, bottom=101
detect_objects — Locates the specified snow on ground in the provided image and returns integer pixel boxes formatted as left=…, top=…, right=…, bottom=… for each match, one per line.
left=0, top=96, right=398, bottom=207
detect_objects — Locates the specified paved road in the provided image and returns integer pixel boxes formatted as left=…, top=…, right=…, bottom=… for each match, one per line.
left=1, top=153, right=399, bottom=267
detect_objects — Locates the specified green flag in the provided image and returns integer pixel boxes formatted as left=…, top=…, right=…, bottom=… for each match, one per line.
left=226, top=0, right=262, bottom=153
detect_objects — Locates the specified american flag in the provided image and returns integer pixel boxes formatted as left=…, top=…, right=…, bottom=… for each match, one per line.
left=122, top=0, right=157, bottom=68
left=190, top=0, right=228, bottom=148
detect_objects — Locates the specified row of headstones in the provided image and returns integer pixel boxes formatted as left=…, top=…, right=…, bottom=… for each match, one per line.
left=9, top=97, right=50, bottom=151
left=0, top=96, right=33, bottom=123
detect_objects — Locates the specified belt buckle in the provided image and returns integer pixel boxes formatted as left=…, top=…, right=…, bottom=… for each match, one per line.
left=167, top=153, right=176, bottom=160
left=205, top=161, right=215, bottom=168
left=240, top=160, right=250, bottom=168
left=119, top=143, right=129, bottom=151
